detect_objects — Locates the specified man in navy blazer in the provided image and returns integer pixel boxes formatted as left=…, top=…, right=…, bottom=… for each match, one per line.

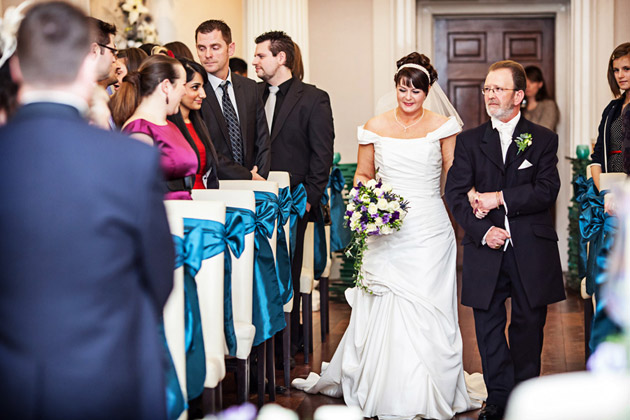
left=445, top=61, right=564, bottom=420
left=0, top=3, right=173, bottom=419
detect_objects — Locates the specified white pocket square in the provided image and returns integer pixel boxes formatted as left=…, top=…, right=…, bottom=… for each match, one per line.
left=518, top=160, right=533, bottom=170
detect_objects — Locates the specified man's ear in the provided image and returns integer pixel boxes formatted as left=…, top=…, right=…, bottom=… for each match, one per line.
left=9, top=55, right=23, bottom=84
left=90, top=42, right=100, bottom=57
left=228, top=42, right=236, bottom=58
left=514, top=90, right=525, bottom=106
left=277, top=51, right=287, bottom=66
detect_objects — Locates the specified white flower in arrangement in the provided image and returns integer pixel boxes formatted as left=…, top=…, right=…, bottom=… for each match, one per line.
left=381, top=225, right=393, bottom=235
left=368, top=203, right=378, bottom=214
left=137, top=19, right=158, bottom=43
left=349, top=188, right=358, bottom=197
left=377, top=198, right=388, bottom=210
left=381, top=183, right=393, bottom=193
left=346, top=203, right=354, bottom=212
left=366, top=179, right=377, bottom=188
left=375, top=217, right=383, bottom=227
left=350, top=212, right=361, bottom=222
left=387, top=201, right=401, bottom=212
left=367, top=223, right=378, bottom=233
left=361, top=194, right=370, bottom=203
left=373, top=187, right=382, bottom=196
left=121, top=0, right=148, bottom=25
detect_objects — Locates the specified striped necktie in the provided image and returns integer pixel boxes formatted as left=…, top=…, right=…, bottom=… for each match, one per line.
left=220, top=81, right=244, bottom=165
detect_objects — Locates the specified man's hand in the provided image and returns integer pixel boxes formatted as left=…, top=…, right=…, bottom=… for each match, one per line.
left=486, top=227, right=510, bottom=250
left=306, top=202, right=311, bottom=212
left=250, top=165, right=265, bottom=181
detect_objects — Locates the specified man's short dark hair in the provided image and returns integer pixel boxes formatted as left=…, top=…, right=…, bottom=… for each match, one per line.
left=17, top=1, right=92, bottom=85
left=195, top=20, right=231, bottom=45
left=254, top=31, right=295, bottom=70
left=88, top=17, right=116, bottom=46
left=229, top=57, right=247, bottom=75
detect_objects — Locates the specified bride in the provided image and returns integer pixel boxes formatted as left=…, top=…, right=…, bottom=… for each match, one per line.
left=292, top=53, right=483, bottom=419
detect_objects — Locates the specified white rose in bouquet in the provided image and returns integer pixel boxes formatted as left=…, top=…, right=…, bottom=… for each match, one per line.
left=387, top=201, right=401, bottom=212
left=375, top=217, right=383, bottom=226
left=381, top=183, right=393, bottom=193
left=368, top=203, right=378, bottom=214
left=377, top=198, right=388, bottom=210
left=366, top=179, right=377, bottom=188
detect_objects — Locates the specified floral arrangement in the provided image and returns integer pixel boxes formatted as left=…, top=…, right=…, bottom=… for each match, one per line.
left=117, top=0, right=158, bottom=48
left=344, top=176, right=409, bottom=292
left=515, top=133, right=533, bottom=154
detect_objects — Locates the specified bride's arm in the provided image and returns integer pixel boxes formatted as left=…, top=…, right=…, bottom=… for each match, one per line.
left=354, top=144, right=375, bottom=186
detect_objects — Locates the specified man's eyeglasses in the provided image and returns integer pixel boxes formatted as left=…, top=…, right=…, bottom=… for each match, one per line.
left=98, top=43, right=118, bottom=57
left=481, top=86, right=516, bottom=95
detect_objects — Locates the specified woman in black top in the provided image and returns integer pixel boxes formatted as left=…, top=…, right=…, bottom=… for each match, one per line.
left=591, top=42, right=630, bottom=189
left=168, top=58, right=220, bottom=189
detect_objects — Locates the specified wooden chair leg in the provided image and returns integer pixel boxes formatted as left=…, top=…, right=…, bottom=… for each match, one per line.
left=302, top=292, right=312, bottom=364
left=265, top=338, right=276, bottom=401
left=283, top=312, right=291, bottom=387
left=320, top=276, right=329, bottom=342
left=236, top=356, right=250, bottom=404
left=202, top=387, right=216, bottom=416
left=217, top=381, right=223, bottom=411
left=256, top=343, right=266, bottom=407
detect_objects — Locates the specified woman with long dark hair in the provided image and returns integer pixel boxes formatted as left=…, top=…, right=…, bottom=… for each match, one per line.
left=110, top=54, right=197, bottom=200
left=591, top=42, right=630, bottom=188
left=168, top=58, right=219, bottom=189
left=523, top=65, right=559, bottom=131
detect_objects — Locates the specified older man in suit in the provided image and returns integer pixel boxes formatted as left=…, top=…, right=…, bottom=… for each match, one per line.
left=195, top=20, right=270, bottom=180
left=0, top=2, right=173, bottom=419
left=253, top=31, right=334, bottom=354
left=445, top=60, right=565, bottom=420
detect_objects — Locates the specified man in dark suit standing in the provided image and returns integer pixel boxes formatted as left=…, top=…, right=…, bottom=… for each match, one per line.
left=445, top=61, right=565, bottom=420
left=0, top=2, right=173, bottom=419
left=253, top=31, right=334, bottom=353
left=195, top=20, right=270, bottom=180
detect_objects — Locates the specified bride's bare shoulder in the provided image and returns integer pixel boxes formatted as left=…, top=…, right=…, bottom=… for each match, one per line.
left=424, top=109, right=449, bottom=127
left=363, top=110, right=395, bottom=134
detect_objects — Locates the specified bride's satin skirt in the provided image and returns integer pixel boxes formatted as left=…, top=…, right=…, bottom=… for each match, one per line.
left=293, top=199, right=485, bottom=419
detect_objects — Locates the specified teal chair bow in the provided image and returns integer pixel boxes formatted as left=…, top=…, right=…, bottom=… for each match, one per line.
left=328, top=166, right=352, bottom=252
left=289, top=184, right=307, bottom=259
left=276, top=187, right=294, bottom=304
left=252, top=191, right=287, bottom=346
left=158, top=319, right=187, bottom=420
left=183, top=216, right=246, bottom=360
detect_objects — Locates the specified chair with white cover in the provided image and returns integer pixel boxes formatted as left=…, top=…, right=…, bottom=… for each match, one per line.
left=164, top=200, right=226, bottom=413
left=266, top=171, right=295, bottom=386
left=300, top=222, right=316, bottom=363
left=219, top=180, right=280, bottom=405
left=191, top=189, right=256, bottom=404
left=163, top=214, right=188, bottom=420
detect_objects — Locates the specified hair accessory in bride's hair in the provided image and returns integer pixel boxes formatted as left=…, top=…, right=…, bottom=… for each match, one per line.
left=396, top=63, right=431, bottom=81
left=0, top=1, right=31, bottom=69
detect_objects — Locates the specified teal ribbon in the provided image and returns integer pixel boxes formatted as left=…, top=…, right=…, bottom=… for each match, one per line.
left=575, top=176, right=615, bottom=295
left=183, top=217, right=245, bottom=360
left=276, top=187, right=294, bottom=304
left=328, top=166, right=352, bottom=252
left=289, top=184, right=307, bottom=258
left=158, top=320, right=187, bottom=420
left=252, top=192, right=287, bottom=346
left=313, top=192, right=328, bottom=279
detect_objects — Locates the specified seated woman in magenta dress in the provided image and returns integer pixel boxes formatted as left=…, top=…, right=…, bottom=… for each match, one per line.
left=110, top=54, right=197, bottom=200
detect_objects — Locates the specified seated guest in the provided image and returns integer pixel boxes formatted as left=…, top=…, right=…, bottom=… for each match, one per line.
left=164, top=41, right=194, bottom=60
left=168, top=58, right=219, bottom=189
left=110, top=54, right=198, bottom=200
left=0, top=2, right=173, bottom=418
left=523, top=65, right=560, bottom=131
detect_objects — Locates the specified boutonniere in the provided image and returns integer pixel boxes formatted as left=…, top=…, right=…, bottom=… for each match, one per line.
left=515, top=133, right=533, bottom=154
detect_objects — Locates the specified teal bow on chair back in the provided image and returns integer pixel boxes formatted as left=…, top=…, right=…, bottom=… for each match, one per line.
left=252, top=191, right=287, bottom=346
left=328, top=166, right=352, bottom=252
left=277, top=187, right=294, bottom=304
left=158, top=318, right=187, bottom=420
left=183, top=217, right=245, bottom=361
left=289, top=184, right=307, bottom=258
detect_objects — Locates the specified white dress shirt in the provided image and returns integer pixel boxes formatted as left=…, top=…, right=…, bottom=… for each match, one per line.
left=207, top=69, right=241, bottom=121
left=482, top=112, right=521, bottom=249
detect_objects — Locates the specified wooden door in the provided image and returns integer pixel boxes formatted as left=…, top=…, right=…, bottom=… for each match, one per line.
left=434, top=17, right=555, bottom=129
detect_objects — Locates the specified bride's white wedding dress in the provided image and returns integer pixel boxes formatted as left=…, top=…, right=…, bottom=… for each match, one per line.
left=292, top=117, right=484, bottom=419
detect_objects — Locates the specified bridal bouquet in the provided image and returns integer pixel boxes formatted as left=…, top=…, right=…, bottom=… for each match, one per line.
left=344, top=177, right=409, bottom=292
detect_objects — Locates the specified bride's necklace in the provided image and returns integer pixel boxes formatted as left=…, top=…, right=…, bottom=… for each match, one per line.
left=395, top=108, right=425, bottom=132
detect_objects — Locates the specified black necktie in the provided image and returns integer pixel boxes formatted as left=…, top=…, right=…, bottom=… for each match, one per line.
left=219, top=81, right=244, bottom=165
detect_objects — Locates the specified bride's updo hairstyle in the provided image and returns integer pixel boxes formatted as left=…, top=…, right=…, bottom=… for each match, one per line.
left=394, top=52, right=438, bottom=95
left=109, top=54, right=181, bottom=127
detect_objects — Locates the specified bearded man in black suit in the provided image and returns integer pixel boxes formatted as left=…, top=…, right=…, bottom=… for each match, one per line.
left=253, top=31, right=334, bottom=353
left=445, top=60, right=565, bottom=420
left=195, top=20, right=270, bottom=180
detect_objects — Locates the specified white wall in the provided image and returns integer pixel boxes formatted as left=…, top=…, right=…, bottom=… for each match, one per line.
left=308, top=0, right=374, bottom=164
